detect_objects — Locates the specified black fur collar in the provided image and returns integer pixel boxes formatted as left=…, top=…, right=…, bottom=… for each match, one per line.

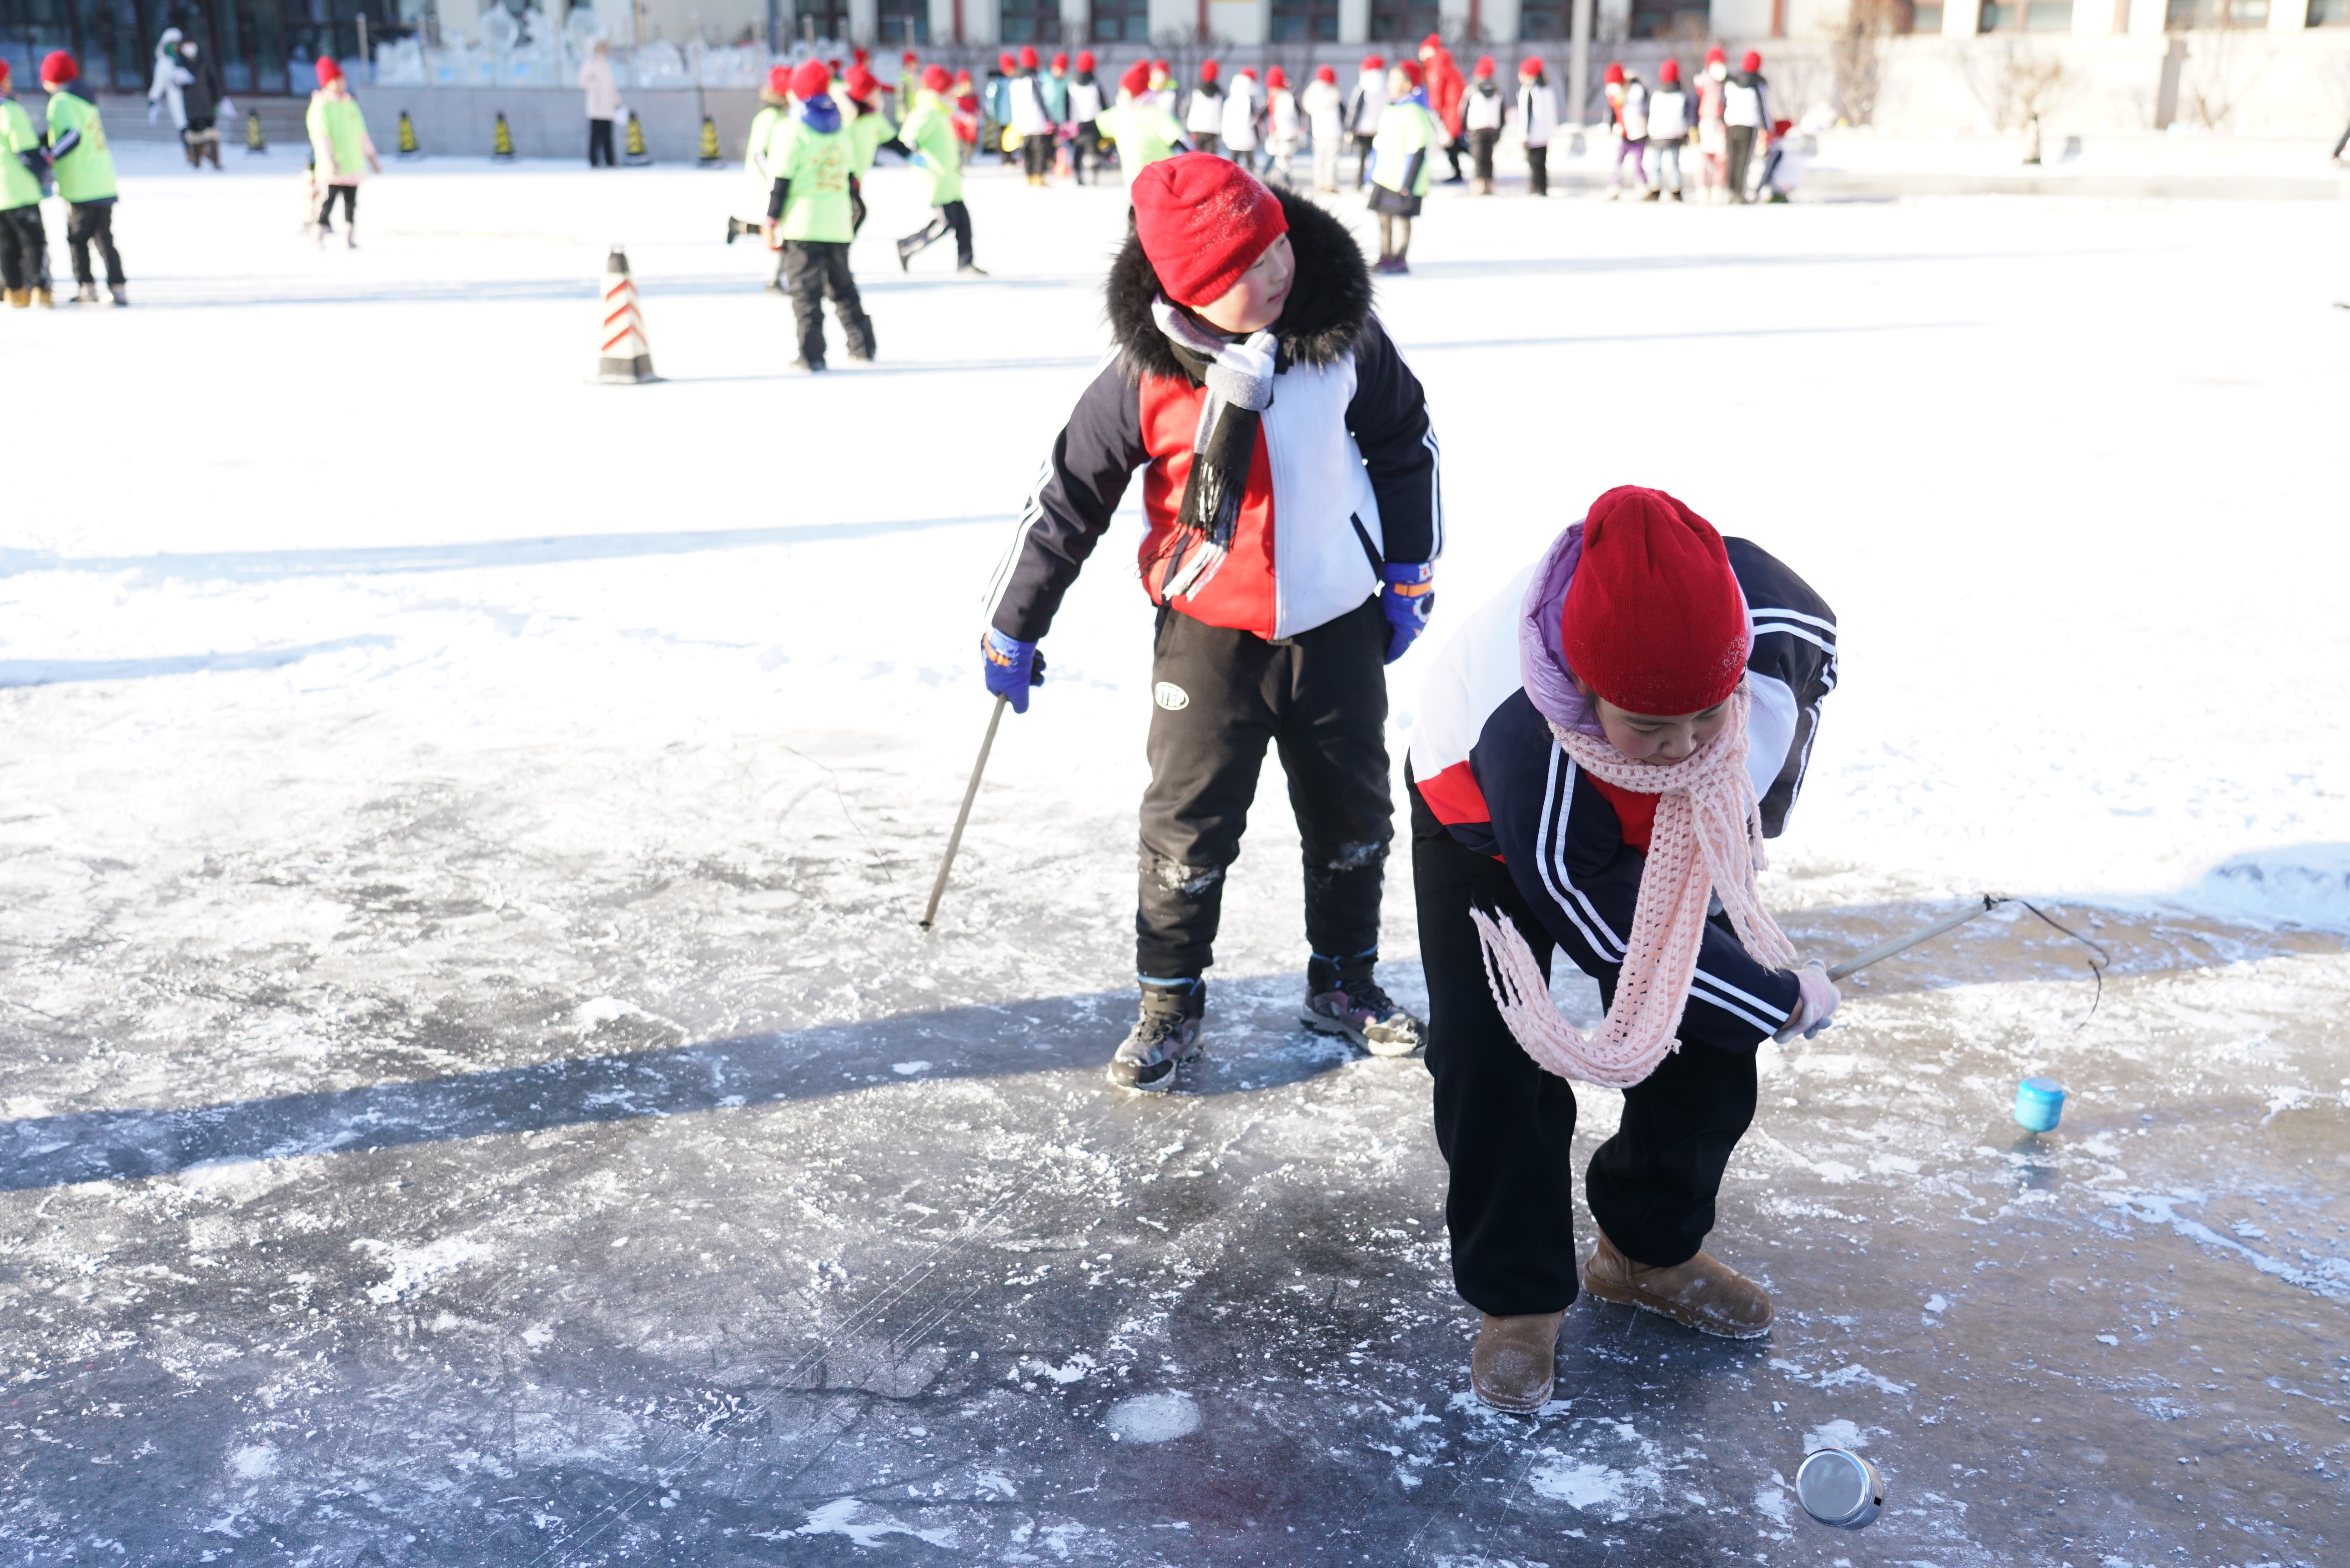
left=1105, top=188, right=1374, bottom=385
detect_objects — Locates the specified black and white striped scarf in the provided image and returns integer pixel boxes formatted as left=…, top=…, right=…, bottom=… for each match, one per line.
left=1149, top=295, right=1278, bottom=601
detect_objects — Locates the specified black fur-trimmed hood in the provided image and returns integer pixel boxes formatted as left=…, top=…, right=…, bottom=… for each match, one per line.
left=1106, top=188, right=1374, bottom=385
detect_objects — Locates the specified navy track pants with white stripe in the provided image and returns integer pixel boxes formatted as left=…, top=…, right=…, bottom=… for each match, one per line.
left=1410, top=775, right=1759, bottom=1316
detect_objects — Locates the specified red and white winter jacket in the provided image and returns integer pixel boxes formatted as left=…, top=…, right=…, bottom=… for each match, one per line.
left=985, top=191, right=1442, bottom=645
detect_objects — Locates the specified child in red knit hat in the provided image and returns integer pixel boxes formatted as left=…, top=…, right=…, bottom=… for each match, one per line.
left=980, top=154, right=1442, bottom=1094
left=1406, top=486, right=1840, bottom=1412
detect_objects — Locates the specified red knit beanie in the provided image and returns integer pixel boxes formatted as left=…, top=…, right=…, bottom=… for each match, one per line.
left=1052, top=52, right=1069, bottom=70
left=1561, top=487, right=1749, bottom=717
left=1316, top=65, right=1336, bottom=83
left=1473, top=55, right=1494, bottom=78
left=790, top=60, right=831, bottom=99
left=1200, top=59, right=1219, bottom=81
left=1019, top=45, right=1039, bottom=69
left=1603, top=61, right=1624, bottom=85
left=1266, top=65, right=1287, bottom=88
left=1130, top=153, right=1290, bottom=309
left=846, top=65, right=879, bottom=101
left=1076, top=50, right=1095, bottom=70
left=1706, top=45, right=1727, bottom=65
left=1362, top=54, right=1383, bottom=70
left=998, top=52, right=1016, bottom=71
left=1396, top=60, right=1423, bottom=86
left=1742, top=50, right=1763, bottom=71
left=40, top=50, right=77, bottom=85
left=1119, top=61, right=1150, bottom=96
left=922, top=63, right=951, bottom=92
left=766, top=64, right=793, bottom=95
left=1659, top=58, right=1680, bottom=82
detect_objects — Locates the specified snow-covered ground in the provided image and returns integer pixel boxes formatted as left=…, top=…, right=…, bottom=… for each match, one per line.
left=3, top=146, right=2348, bottom=1564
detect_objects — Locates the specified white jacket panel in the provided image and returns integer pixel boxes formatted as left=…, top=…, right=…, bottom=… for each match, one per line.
left=1725, top=79, right=1766, bottom=128
left=1617, top=80, right=1648, bottom=140
left=1347, top=71, right=1387, bottom=133
left=1262, top=350, right=1386, bottom=641
left=1647, top=85, right=1690, bottom=139
left=1008, top=75, right=1054, bottom=136
left=1302, top=78, right=1344, bottom=138
left=1465, top=85, right=1504, bottom=131
left=1186, top=87, right=1225, bottom=133
left=1515, top=80, right=1557, bottom=145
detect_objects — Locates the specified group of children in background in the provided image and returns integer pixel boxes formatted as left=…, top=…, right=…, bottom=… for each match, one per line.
left=0, top=52, right=125, bottom=307
left=1601, top=48, right=1795, bottom=204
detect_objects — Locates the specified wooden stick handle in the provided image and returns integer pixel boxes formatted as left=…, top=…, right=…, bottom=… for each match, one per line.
left=919, top=695, right=1008, bottom=930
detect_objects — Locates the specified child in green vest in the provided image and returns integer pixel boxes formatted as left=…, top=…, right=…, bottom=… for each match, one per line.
left=764, top=60, right=874, bottom=372
left=306, top=56, right=380, bottom=250
left=729, top=65, right=793, bottom=292
left=36, top=52, right=123, bottom=305
left=894, top=65, right=983, bottom=275
left=0, top=60, right=52, bottom=308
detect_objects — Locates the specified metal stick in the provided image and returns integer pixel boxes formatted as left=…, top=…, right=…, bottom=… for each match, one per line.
left=919, top=695, right=1008, bottom=930
left=1825, top=895, right=1999, bottom=983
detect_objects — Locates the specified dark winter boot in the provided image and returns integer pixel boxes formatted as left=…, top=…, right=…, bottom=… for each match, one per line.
left=1107, top=978, right=1205, bottom=1094
left=1300, top=953, right=1424, bottom=1057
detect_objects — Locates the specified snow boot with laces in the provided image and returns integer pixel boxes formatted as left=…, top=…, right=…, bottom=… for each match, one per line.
left=1301, top=952, right=1425, bottom=1057
left=1107, top=978, right=1205, bottom=1094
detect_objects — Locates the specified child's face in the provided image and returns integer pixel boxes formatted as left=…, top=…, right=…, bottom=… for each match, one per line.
left=1586, top=688, right=1732, bottom=765
left=1194, top=233, right=1294, bottom=337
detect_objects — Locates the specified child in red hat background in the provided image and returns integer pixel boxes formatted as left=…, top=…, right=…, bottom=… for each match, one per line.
left=1407, top=487, right=1839, bottom=1412
left=979, top=154, right=1442, bottom=1094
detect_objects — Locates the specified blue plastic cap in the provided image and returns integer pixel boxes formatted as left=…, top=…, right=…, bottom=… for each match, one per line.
left=2014, top=1076, right=2065, bottom=1133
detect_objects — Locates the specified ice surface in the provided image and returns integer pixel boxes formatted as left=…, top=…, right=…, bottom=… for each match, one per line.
left=1, top=146, right=2347, bottom=1565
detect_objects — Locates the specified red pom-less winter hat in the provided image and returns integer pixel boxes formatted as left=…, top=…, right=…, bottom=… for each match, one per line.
left=1362, top=54, right=1384, bottom=70
left=1561, top=487, right=1750, bottom=717
left=790, top=59, right=832, bottom=99
left=0, top=59, right=10, bottom=86
left=1019, top=45, right=1039, bottom=69
left=1199, top=59, right=1220, bottom=81
left=1422, top=31, right=1443, bottom=51
left=903, top=49, right=919, bottom=64
left=853, top=47, right=869, bottom=65
left=1130, top=153, right=1289, bottom=309
left=1052, top=52, right=1068, bottom=70
left=1316, top=65, right=1336, bottom=83
left=1473, top=55, right=1494, bottom=77
left=1706, top=45, right=1727, bottom=65
left=922, top=63, right=951, bottom=91
left=1521, top=55, right=1545, bottom=75
left=40, top=50, right=77, bottom=84
left=1265, top=66, right=1287, bottom=88
left=1076, top=50, right=1095, bottom=70
left=1395, top=60, right=1423, bottom=86
left=1658, top=57, right=1680, bottom=82
left=1742, top=50, right=1762, bottom=70
left=846, top=65, right=879, bottom=101
left=766, top=63, right=793, bottom=95
left=1237, top=65, right=1255, bottom=79
left=1603, top=61, right=1625, bottom=85
left=1119, top=61, right=1150, bottom=96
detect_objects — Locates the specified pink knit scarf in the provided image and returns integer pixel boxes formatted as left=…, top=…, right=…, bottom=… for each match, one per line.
left=1469, top=683, right=1800, bottom=1088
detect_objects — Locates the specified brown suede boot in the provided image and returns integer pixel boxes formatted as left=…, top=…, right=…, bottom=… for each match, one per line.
left=1582, top=1230, right=1774, bottom=1339
left=1470, top=1310, right=1567, bottom=1413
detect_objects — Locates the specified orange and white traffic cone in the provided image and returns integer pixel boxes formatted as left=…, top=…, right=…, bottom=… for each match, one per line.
left=597, top=245, right=657, bottom=384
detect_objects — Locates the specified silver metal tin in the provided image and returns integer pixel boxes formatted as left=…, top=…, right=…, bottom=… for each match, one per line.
left=1796, top=1447, right=1885, bottom=1529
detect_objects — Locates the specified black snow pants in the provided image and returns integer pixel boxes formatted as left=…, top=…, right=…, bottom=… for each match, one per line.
left=589, top=118, right=616, bottom=167
left=781, top=240, right=874, bottom=367
left=1526, top=143, right=1549, bottom=196
left=901, top=201, right=974, bottom=267
left=1353, top=131, right=1376, bottom=186
left=66, top=201, right=123, bottom=288
left=0, top=206, right=50, bottom=292
left=1073, top=122, right=1101, bottom=182
left=1021, top=131, right=1054, bottom=178
left=1726, top=124, right=1758, bottom=202
left=1468, top=128, right=1498, bottom=183
left=1410, top=775, right=1760, bottom=1317
left=1138, top=596, right=1393, bottom=981
left=315, top=184, right=357, bottom=227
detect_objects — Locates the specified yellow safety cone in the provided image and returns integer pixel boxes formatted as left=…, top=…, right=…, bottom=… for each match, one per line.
left=598, top=246, right=658, bottom=384
left=397, top=111, right=422, bottom=159
left=244, top=110, right=267, bottom=155
left=623, top=111, right=651, bottom=166
left=697, top=116, right=721, bottom=166
left=492, top=113, right=516, bottom=161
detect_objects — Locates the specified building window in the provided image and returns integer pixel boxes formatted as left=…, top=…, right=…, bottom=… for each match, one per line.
left=1912, top=2, right=1943, bottom=25
left=1370, top=0, right=1440, bottom=42
left=1519, top=0, right=1572, bottom=35
left=793, top=0, right=851, bottom=42
left=1093, top=0, right=1145, bottom=39
left=1272, top=0, right=1341, bottom=40
left=1629, top=0, right=1712, bottom=35
left=878, top=0, right=930, bottom=44
left=2312, top=0, right=2349, bottom=21
left=2165, top=0, right=2270, bottom=20
left=2024, top=0, right=2072, bottom=25
left=1000, top=0, right=1061, bottom=42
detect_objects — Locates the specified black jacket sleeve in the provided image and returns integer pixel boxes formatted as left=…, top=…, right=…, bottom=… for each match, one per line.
left=985, top=362, right=1147, bottom=643
left=1345, top=314, right=1440, bottom=568
left=1725, top=538, right=1838, bottom=838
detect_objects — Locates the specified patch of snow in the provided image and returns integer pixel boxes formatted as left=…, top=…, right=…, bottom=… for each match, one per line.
left=353, top=1236, right=490, bottom=1304
left=892, top=1060, right=933, bottom=1075
left=781, top=1497, right=957, bottom=1550
left=226, top=1444, right=276, bottom=1479
left=1803, top=1418, right=1870, bottom=1452
left=1104, top=1391, right=1200, bottom=1443
left=1817, top=1364, right=1912, bottom=1397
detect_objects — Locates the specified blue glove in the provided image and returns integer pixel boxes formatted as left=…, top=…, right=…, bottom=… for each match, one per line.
left=1380, top=562, right=1435, bottom=664
left=981, top=628, right=1044, bottom=714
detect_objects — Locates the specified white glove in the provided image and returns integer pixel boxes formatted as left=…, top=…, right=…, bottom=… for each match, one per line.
left=1774, top=960, right=1840, bottom=1042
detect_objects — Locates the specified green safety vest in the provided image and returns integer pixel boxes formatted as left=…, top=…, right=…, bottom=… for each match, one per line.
left=0, top=98, right=43, bottom=210
left=1097, top=98, right=1183, bottom=188
left=897, top=91, right=962, bottom=207
left=306, top=93, right=372, bottom=178
left=773, top=114, right=854, bottom=243
left=1371, top=101, right=1437, bottom=197
left=45, top=88, right=116, bottom=204
left=847, top=104, right=894, bottom=176
left=745, top=104, right=784, bottom=182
